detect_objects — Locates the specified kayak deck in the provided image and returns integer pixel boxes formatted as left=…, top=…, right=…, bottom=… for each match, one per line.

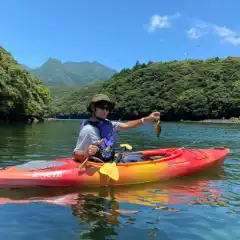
left=0, top=147, right=230, bottom=188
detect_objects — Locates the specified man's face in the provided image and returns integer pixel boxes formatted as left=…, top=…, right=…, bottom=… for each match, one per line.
left=94, top=101, right=111, bottom=119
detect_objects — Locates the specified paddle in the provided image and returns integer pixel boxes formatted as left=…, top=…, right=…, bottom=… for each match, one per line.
left=79, top=157, right=90, bottom=170
left=99, top=143, right=132, bottom=181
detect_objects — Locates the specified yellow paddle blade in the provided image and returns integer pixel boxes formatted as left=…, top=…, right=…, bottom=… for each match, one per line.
left=120, top=144, right=132, bottom=150
left=99, top=162, right=119, bottom=181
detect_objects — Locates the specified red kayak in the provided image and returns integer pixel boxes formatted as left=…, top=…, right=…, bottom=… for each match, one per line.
left=0, top=147, right=229, bottom=188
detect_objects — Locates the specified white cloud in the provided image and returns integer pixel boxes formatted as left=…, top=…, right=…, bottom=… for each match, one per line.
left=213, top=26, right=240, bottom=45
left=147, top=12, right=180, bottom=33
left=187, top=27, right=205, bottom=39
left=214, top=26, right=233, bottom=37
left=187, top=21, right=240, bottom=45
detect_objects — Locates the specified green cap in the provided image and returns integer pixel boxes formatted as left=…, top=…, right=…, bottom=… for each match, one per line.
left=91, top=94, right=112, bottom=103
left=87, top=93, right=115, bottom=113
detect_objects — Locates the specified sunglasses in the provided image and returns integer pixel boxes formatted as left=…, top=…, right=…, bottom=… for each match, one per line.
left=96, top=104, right=111, bottom=111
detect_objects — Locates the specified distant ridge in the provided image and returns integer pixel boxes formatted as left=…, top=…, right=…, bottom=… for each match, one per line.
left=24, top=58, right=117, bottom=86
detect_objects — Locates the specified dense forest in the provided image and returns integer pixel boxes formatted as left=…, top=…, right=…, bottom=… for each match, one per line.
left=51, top=58, right=240, bottom=121
left=0, top=44, right=240, bottom=122
left=0, top=46, right=51, bottom=123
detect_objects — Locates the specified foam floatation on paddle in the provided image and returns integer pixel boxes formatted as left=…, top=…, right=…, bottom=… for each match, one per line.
left=15, top=160, right=66, bottom=171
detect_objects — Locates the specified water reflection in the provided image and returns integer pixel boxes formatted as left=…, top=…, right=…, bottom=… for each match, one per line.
left=72, top=191, right=120, bottom=239
left=0, top=121, right=79, bottom=167
left=0, top=124, right=30, bottom=165
left=0, top=167, right=233, bottom=239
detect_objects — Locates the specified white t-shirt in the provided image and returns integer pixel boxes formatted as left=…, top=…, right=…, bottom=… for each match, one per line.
left=73, top=120, right=120, bottom=152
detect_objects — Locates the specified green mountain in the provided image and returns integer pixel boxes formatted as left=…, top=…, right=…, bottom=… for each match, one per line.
left=29, top=58, right=117, bottom=86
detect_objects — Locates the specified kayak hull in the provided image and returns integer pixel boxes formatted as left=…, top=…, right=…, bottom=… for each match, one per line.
left=0, top=147, right=230, bottom=188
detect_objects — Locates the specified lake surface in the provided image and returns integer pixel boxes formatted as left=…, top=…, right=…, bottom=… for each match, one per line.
left=0, top=120, right=239, bottom=240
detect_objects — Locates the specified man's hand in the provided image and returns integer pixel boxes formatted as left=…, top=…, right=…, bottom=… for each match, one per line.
left=87, top=144, right=100, bottom=156
left=119, top=112, right=161, bottom=130
left=144, top=112, right=161, bottom=124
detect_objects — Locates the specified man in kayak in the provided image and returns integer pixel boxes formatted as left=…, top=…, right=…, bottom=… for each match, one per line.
left=73, top=93, right=160, bottom=162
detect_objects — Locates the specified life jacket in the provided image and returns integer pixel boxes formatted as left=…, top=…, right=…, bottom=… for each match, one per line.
left=81, top=119, right=115, bottom=161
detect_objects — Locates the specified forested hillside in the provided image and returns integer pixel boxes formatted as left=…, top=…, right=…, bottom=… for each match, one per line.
left=51, top=58, right=240, bottom=121
left=0, top=46, right=51, bottom=123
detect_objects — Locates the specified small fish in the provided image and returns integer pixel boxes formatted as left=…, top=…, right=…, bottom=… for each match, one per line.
left=155, top=120, right=161, bottom=137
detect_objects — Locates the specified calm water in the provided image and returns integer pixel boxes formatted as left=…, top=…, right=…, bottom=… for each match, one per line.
left=0, top=120, right=239, bottom=240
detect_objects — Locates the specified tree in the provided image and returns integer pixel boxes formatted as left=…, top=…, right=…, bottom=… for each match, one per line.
left=0, top=46, right=51, bottom=123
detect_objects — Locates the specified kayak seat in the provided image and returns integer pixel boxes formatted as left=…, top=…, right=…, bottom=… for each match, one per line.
left=148, top=156, right=165, bottom=160
left=119, top=154, right=144, bottom=163
left=119, top=155, right=165, bottom=163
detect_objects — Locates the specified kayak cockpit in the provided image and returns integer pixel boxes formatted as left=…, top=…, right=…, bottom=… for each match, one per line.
left=88, top=148, right=183, bottom=165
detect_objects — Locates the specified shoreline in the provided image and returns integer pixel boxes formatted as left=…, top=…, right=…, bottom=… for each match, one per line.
left=46, top=117, right=240, bottom=124
left=181, top=118, right=240, bottom=124
left=1, top=117, right=240, bottom=125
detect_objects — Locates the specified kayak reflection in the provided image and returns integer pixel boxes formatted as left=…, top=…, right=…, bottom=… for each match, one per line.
left=0, top=167, right=226, bottom=205
left=0, top=168, right=228, bottom=239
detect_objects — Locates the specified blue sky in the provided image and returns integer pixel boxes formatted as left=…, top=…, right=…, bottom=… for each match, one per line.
left=1, top=0, right=240, bottom=71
